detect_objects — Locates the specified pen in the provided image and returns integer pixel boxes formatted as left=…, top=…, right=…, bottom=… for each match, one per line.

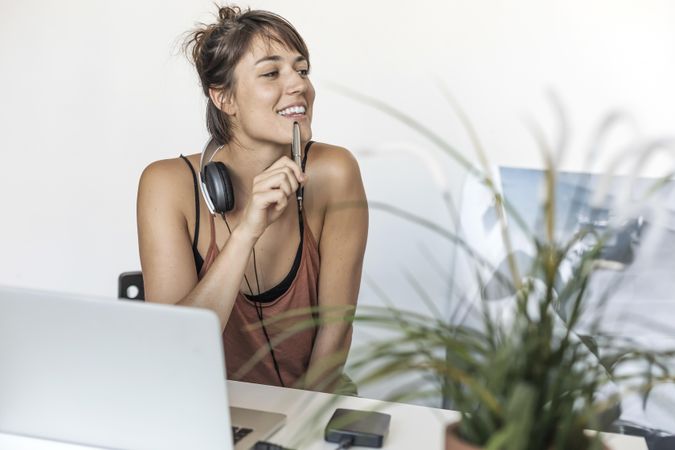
left=292, top=121, right=303, bottom=211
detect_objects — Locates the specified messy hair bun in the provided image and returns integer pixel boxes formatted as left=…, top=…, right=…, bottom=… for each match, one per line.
left=184, top=5, right=309, bottom=145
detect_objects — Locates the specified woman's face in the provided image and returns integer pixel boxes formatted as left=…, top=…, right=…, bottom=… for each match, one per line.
left=226, top=34, right=315, bottom=147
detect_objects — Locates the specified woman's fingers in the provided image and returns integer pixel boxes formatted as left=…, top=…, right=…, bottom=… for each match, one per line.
left=273, top=192, right=288, bottom=212
left=265, top=155, right=307, bottom=183
left=251, top=189, right=288, bottom=215
left=254, top=154, right=308, bottom=198
left=254, top=169, right=297, bottom=197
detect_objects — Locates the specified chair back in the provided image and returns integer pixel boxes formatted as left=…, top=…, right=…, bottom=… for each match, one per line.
left=118, top=271, right=144, bottom=301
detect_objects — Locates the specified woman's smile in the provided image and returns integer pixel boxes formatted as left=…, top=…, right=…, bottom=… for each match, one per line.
left=228, top=36, right=315, bottom=146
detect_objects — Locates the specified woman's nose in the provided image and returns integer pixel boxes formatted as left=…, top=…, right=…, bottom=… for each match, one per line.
left=285, top=71, right=307, bottom=95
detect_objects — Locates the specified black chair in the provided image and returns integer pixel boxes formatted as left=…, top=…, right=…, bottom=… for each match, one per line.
left=118, top=271, right=145, bottom=301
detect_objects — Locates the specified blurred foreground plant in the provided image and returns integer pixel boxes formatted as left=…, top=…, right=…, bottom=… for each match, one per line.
left=323, top=85, right=675, bottom=450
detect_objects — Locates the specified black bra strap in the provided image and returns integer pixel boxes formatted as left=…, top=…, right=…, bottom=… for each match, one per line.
left=297, top=141, right=314, bottom=235
left=301, top=141, right=313, bottom=172
left=179, top=155, right=200, bottom=251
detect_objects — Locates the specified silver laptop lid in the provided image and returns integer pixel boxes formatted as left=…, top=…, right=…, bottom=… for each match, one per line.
left=0, top=286, right=233, bottom=450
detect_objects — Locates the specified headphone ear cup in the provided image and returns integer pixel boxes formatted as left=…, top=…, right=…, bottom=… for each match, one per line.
left=203, top=161, right=235, bottom=213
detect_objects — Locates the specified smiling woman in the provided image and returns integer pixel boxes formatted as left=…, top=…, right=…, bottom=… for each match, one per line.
left=136, top=5, right=368, bottom=393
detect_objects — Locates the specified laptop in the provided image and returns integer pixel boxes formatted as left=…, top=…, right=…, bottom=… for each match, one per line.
left=0, top=285, right=286, bottom=450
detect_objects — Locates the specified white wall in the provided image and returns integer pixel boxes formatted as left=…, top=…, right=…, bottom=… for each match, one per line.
left=3, top=0, right=675, bottom=295
left=2, top=0, right=675, bottom=416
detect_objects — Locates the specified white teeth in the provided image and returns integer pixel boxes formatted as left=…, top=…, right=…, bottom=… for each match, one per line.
left=277, top=105, right=306, bottom=116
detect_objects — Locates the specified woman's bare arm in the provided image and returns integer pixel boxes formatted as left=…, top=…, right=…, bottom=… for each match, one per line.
left=304, top=146, right=368, bottom=392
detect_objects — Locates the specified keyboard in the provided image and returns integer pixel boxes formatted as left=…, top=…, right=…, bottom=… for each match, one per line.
left=232, top=426, right=253, bottom=443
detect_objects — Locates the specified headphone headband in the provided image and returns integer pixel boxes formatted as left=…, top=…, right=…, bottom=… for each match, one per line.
left=199, top=138, right=225, bottom=215
left=199, top=138, right=222, bottom=174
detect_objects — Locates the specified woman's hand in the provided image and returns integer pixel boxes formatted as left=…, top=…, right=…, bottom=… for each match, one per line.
left=238, top=156, right=306, bottom=240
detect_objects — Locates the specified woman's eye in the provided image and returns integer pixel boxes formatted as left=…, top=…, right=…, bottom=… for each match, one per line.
left=297, top=68, right=310, bottom=77
left=262, top=71, right=278, bottom=78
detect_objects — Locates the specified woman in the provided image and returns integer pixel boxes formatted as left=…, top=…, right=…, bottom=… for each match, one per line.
left=136, top=6, right=368, bottom=393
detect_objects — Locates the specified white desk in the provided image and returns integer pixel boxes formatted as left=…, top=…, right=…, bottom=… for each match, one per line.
left=228, top=381, right=647, bottom=450
left=0, top=380, right=648, bottom=450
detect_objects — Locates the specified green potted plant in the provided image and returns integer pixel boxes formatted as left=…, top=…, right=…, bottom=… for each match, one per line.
left=324, top=85, right=675, bottom=450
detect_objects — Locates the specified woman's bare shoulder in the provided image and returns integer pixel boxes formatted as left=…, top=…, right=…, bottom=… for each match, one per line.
left=140, top=154, right=199, bottom=180
left=306, top=142, right=362, bottom=185
left=304, top=142, right=365, bottom=218
left=138, top=154, right=201, bottom=211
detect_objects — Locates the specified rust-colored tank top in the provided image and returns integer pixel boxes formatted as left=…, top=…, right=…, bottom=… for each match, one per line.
left=180, top=143, right=319, bottom=387
left=200, top=213, right=319, bottom=388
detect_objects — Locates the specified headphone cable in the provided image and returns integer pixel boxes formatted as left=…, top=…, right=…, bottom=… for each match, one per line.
left=222, top=215, right=285, bottom=387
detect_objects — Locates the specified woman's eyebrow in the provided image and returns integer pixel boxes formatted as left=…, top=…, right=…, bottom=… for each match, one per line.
left=255, top=55, right=307, bottom=65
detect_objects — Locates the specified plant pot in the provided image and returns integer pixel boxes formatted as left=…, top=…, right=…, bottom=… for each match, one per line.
left=444, top=422, right=611, bottom=450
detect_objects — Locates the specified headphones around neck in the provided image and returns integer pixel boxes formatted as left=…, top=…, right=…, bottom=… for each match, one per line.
left=199, top=139, right=235, bottom=215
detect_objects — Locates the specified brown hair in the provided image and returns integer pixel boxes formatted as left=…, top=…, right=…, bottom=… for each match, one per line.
left=184, top=6, right=310, bottom=145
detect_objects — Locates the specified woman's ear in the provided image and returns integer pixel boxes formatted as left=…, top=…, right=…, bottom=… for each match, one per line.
left=208, top=88, right=236, bottom=116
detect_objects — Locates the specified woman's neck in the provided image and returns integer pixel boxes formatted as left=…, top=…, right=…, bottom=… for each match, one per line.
left=227, top=140, right=289, bottom=174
